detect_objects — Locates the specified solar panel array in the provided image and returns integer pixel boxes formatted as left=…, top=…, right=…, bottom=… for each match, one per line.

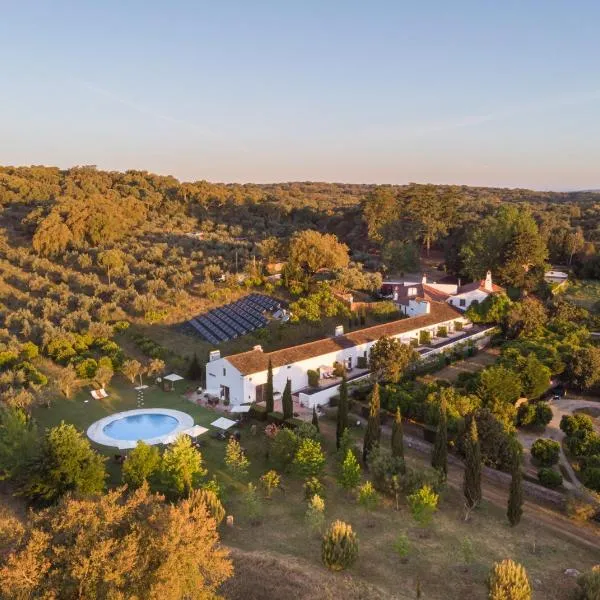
left=185, top=294, right=282, bottom=344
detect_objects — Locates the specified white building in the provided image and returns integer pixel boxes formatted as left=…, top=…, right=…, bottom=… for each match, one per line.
left=383, top=271, right=503, bottom=314
left=205, top=301, right=475, bottom=408
left=447, top=271, right=504, bottom=311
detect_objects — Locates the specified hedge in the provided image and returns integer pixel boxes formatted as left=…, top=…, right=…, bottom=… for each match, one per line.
left=537, top=467, right=563, bottom=488
left=250, top=404, right=268, bottom=421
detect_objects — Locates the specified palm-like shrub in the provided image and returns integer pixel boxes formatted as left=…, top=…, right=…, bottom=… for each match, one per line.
left=322, top=520, right=358, bottom=571
left=488, top=558, right=531, bottom=600
left=194, top=488, right=225, bottom=525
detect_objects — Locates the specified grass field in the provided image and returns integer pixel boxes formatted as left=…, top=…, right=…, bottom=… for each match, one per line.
left=28, top=377, right=600, bottom=599
left=563, top=279, right=600, bottom=310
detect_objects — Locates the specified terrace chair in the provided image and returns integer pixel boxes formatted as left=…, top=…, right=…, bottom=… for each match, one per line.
left=91, top=388, right=108, bottom=400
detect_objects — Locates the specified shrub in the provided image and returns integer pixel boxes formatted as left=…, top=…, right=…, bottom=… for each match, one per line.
left=224, top=438, right=250, bottom=477
left=576, top=566, right=600, bottom=600
left=534, top=402, right=553, bottom=427
left=367, top=445, right=405, bottom=495
left=437, top=326, right=448, bottom=338
left=454, top=320, right=464, bottom=331
left=296, top=422, right=319, bottom=441
left=339, top=449, right=361, bottom=491
left=566, top=495, right=598, bottom=522
left=393, top=533, right=410, bottom=561
left=303, top=476, right=325, bottom=500
left=270, top=428, right=298, bottom=472
left=294, top=438, right=326, bottom=478
left=267, top=411, right=285, bottom=425
left=488, top=558, right=531, bottom=600
left=243, top=482, right=263, bottom=525
left=250, top=404, right=268, bottom=421
left=357, top=356, right=368, bottom=369
left=305, top=494, right=325, bottom=534
left=76, top=357, right=98, bottom=379
left=537, top=467, right=563, bottom=488
left=516, top=403, right=536, bottom=428
left=530, top=438, right=560, bottom=467
left=419, top=330, right=431, bottom=345
left=407, top=484, right=439, bottom=527
left=260, top=470, right=281, bottom=498
left=307, top=369, right=320, bottom=387
left=333, top=362, right=346, bottom=377
left=321, top=520, right=358, bottom=571
left=195, top=488, right=225, bottom=525
left=357, top=481, right=378, bottom=511
left=560, top=413, right=594, bottom=437
left=581, top=466, right=600, bottom=492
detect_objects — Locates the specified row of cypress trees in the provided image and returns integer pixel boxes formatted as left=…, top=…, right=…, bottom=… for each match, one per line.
left=267, top=360, right=522, bottom=528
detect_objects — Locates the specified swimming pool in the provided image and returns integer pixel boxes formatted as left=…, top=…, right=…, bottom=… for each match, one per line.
left=103, top=413, right=179, bottom=441
left=87, top=408, right=194, bottom=448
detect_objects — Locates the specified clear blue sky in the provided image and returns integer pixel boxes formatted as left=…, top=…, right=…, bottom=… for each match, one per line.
left=1, top=1, right=599, bottom=189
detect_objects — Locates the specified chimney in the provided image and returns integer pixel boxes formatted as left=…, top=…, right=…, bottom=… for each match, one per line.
left=209, top=350, right=221, bottom=362
left=334, top=325, right=344, bottom=337
left=484, top=271, right=493, bottom=292
left=253, top=345, right=263, bottom=352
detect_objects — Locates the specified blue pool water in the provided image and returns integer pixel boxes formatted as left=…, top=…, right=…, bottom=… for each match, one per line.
left=103, top=413, right=179, bottom=441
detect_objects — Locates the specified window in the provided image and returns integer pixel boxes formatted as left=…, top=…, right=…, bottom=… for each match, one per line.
left=223, top=368, right=226, bottom=376
left=459, top=299, right=466, bottom=307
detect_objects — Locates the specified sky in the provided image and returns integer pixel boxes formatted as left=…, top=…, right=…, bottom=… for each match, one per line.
left=1, top=1, right=599, bottom=189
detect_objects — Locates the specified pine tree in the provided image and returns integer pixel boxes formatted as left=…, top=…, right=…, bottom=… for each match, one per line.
left=431, top=399, right=448, bottom=479
left=391, top=406, right=404, bottom=459
left=463, top=417, right=482, bottom=512
left=265, top=360, right=274, bottom=413
left=312, top=406, right=320, bottom=431
left=187, top=353, right=203, bottom=381
left=282, top=379, right=293, bottom=420
left=336, top=375, right=349, bottom=449
left=362, top=383, right=381, bottom=464
left=507, top=442, right=523, bottom=527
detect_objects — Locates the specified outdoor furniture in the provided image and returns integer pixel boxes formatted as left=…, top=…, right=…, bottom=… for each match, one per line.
left=211, top=417, right=237, bottom=431
left=91, top=388, right=108, bottom=400
left=163, top=373, right=184, bottom=392
left=182, top=424, right=209, bottom=438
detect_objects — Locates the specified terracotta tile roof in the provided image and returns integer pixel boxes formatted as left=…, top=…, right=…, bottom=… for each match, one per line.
left=225, top=301, right=463, bottom=375
left=457, top=280, right=504, bottom=294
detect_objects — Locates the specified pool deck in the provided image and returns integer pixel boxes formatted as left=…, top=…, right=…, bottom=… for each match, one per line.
left=86, top=408, right=194, bottom=448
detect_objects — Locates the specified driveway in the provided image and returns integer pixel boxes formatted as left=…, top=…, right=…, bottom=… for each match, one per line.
left=517, top=396, right=600, bottom=491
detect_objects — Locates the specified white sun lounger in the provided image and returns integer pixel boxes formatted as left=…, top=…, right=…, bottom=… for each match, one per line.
left=91, top=388, right=109, bottom=400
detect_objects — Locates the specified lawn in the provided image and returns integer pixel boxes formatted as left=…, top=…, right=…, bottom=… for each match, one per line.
left=563, top=279, right=600, bottom=310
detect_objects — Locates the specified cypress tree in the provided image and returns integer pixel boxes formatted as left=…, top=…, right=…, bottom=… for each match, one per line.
left=312, top=406, right=320, bottom=432
left=282, top=379, right=293, bottom=420
left=431, top=399, right=448, bottom=479
left=463, top=416, right=482, bottom=511
left=336, top=375, right=349, bottom=449
left=507, top=441, right=523, bottom=527
left=265, top=360, right=274, bottom=413
left=187, top=352, right=202, bottom=381
left=391, top=406, right=404, bottom=459
left=362, top=383, right=381, bottom=464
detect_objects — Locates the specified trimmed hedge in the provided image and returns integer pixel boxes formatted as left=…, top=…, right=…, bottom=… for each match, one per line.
left=285, top=417, right=305, bottom=429
left=267, top=411, right=285, bottom=425
left=250, top=404, right=268, bottom=421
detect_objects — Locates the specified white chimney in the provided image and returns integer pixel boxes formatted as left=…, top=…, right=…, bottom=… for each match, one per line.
left=334, top=325, right=344, bottom=337
left=253, top=345, right=263, bottom=352
left=484, top=271, right=493, bottom=292
left=209, top=350, right=221, bottom=362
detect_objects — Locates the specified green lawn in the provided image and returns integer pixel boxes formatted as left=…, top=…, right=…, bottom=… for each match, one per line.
left=563, top=279, right=600, bottom=310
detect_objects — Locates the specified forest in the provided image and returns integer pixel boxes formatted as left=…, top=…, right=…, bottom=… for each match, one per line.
left=2, top=166, right=600, bottom=599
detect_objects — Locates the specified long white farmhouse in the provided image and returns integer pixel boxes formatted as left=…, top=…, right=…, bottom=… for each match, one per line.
left=205, top=300, right=491, bottom=409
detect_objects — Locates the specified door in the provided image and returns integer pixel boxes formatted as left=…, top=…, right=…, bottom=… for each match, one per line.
left=255, top=383, right=266, bottom=403
left=220, top=385, right=230, bottom=402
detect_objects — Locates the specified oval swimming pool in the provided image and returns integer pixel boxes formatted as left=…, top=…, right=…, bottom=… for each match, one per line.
left=103, top=413, right=179, bottom=441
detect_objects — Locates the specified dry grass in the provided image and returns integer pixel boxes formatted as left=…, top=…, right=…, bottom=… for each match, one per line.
left=216, top=428, right=597, bottom=600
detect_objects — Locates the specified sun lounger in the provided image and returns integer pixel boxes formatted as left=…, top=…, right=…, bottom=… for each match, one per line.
left=91, top=388, right=109, bottom=400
